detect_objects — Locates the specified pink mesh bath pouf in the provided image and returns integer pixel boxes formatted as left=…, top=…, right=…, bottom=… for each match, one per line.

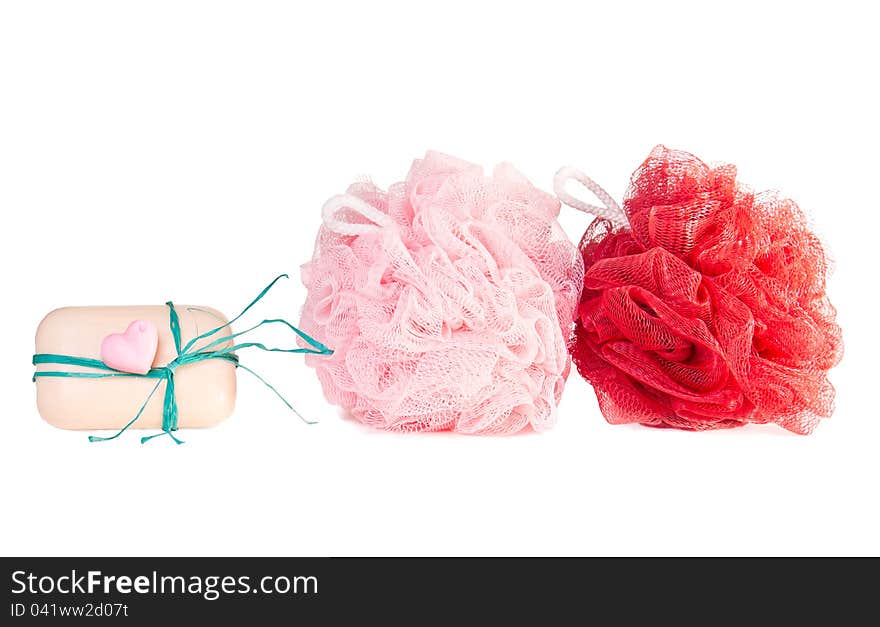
left=299, top=151, right=584, bottom=434
left=555, top=145, right=843, bottom=434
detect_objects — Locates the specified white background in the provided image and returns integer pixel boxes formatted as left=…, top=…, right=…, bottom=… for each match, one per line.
left=1, top=1, right=877, bottom=556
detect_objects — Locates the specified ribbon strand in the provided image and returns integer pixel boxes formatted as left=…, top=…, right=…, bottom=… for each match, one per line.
left=32, top=275, right=332, bottom=444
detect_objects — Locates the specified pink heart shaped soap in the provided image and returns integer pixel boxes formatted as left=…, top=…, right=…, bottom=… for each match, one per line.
left=100, top=319, right=159, bottom=375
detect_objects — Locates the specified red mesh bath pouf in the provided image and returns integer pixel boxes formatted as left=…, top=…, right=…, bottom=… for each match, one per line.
left=555, top=145, right=842, bottom=434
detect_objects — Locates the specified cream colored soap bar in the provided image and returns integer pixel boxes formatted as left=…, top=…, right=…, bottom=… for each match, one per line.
left=35, top=305, right=236, bottom=430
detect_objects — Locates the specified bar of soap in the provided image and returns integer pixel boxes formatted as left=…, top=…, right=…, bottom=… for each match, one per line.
left=35, top=305, right=236, bottom=430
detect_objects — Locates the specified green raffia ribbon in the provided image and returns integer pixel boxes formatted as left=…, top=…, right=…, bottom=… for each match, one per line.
left=32, top=274, right=332, bottom=445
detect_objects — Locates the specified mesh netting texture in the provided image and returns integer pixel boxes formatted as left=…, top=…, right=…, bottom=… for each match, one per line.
left=572, top=145, right=842, bottom=434
left=300, top=152, right=584, bottom=434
